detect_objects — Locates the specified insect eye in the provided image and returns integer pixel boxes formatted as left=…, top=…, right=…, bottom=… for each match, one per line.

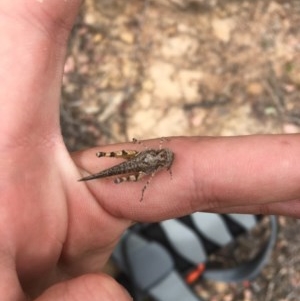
left=159, top=153, right=166, bottom=160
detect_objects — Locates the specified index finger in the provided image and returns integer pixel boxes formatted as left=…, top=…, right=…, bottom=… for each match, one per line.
left=74, top=134, right=300, bottom=221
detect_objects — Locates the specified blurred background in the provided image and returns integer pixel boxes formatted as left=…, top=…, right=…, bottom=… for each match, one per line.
left=61, top=0, right=300, bottom=300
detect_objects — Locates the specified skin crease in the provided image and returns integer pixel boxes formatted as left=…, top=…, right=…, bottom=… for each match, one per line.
left=0, top=0, right=299, bottom=300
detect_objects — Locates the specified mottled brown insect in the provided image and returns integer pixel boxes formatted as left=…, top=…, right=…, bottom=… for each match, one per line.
left=79, top=139, right=174, bottom=201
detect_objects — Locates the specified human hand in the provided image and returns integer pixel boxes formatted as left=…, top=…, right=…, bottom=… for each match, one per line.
left=0, top=1, right=299, bottom=300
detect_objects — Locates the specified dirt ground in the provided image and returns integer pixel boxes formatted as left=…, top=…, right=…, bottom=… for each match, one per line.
left=61, top=0, right=300, bottom=300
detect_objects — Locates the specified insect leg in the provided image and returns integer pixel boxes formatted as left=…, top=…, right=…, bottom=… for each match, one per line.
left=159, top=137, right=170, bottom=149
left=133, top=137, right=170, bottom=151
left=132, top=138, right=149, bottom=150
left=114, top=172, right=147, bottom=184
left=140, top=171, right=159, bottom=202
left=114, top=172, right=149, bottom=202
left=96, top=150, right=138, bottom=160
left=167, top=167, right=173, bottom=179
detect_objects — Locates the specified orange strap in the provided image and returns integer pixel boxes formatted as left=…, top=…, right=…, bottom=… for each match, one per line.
left=185, top=263, right=206, bottom=284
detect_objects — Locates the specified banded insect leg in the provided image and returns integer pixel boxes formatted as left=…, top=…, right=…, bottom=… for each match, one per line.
left=114, top=172, right=147, bottom=184
left=96, top=149, right=139, bottom=160
left=114, top=171, right=151, bottom=202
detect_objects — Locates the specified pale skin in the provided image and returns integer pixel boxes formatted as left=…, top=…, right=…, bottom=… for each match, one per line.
left=0, top=1, right=299, bottom=300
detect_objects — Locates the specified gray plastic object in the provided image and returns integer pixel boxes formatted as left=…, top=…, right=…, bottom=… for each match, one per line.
left=114, top=231, right=202, bottom=301
left=203, top=215, right=277, bottom=282
left=113, top=215, right=277, bottom=301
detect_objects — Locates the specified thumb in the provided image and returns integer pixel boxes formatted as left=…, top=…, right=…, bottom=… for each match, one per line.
left=0, top=0, right=82, bottom=144
left=35, top=274, right=133, bottom=301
